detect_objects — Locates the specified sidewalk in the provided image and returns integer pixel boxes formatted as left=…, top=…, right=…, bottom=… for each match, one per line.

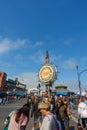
left=26, top=117, right=34, bottom=130
left=69, top=108, right=79, bottom=128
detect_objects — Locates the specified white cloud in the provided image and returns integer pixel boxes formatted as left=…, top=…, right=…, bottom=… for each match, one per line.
left=54, top=79, right=80, bottom=92
left=29, top=50, right=45, bottom=63
left=0, top=37, right=43, bottom=54
left=12, top=39, right=27, bottom=49
left=0, top=38, right=11, bottom=53
left=14, top=72, right=39, bottom=89
left=62, top=58, right=76, bottom=69
left=34, top=41, right=43, bottom=47
left=0, top=38, right=27, bottom=54
left=65, top=79, right=86, bottom=92
left=50, top=54, right=62, bottom=64
left=0, top=61, right=12, bottom=68
left=81, top=56, right=87, bottom=62
left=29, top=41, right=43, bottom=48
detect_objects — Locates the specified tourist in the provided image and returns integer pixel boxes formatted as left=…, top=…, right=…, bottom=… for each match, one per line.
left=47, top=96, right=55, bottom=114
left=78, top=96, right=87, bottom=130
left=31, top=96, right=41, bottom=130
left=55, top=98, right=69, bottom=130
left=4, top=104, right=30, bottom=130
left=69, top=94, right=74, bottom=110
left=38, top=100, right=58, bottom=130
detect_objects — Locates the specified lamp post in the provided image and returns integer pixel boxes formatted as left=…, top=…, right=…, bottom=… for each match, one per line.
left=76, top=64, right=87, bottom=98
left=76, top=65, right=81, bottom=98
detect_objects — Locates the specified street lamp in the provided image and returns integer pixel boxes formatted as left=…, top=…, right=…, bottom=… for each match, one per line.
left=76, top=64, right=87, bottom=98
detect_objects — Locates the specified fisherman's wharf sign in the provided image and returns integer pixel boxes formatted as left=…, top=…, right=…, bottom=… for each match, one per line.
left=39, top=64, right=57, bottom=84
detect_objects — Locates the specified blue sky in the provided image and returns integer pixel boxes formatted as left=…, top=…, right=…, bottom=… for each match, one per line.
left=0, top=0, right=87, bottom=92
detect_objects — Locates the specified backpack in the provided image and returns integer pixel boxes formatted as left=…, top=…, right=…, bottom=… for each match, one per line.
left=52, top=116, right=62, bottom=130
left=77, top=123, right=83, bottom=130
left=48, top=113, right=62, bottom=130
left=4, top=111, right=15, bottom=130
left=77, top=119, right=83, bottom=130
left=31, top=96, right=35, bottom=103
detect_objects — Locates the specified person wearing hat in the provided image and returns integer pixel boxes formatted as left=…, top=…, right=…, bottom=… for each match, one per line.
left=38, top=100, right=58, bottom=130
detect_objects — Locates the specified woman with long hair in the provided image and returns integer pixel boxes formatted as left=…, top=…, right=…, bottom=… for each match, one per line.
left=55, top=99, right=70, bottom=130
left=5, top=104, right=29, bottom=130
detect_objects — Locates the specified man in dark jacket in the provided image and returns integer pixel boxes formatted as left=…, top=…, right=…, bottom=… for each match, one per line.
left=31, top=96, right=41, bottom=130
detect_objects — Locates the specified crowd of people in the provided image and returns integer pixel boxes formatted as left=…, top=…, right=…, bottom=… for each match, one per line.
left=4, top=92, right=87, bottom=130
left=0, top=89, right=26, bottom=105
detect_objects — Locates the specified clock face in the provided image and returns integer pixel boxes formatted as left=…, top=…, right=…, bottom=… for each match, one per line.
left=39, top=65, right=54, bottom=83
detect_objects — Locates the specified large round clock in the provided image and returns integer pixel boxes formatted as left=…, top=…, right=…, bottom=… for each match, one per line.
left=39, top=64, right=57, bottom=83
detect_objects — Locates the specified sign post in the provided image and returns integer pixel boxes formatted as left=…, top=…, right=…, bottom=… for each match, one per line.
left=38, top=51, right=58, bottom=96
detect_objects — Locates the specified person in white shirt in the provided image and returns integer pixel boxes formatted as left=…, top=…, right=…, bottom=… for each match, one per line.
left=78, top=97, right=87, bottom=130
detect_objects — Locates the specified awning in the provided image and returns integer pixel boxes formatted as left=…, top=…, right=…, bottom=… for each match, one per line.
left=0, top=91, right=7, bottom=98
left=56, top=91, right=68, bottom=95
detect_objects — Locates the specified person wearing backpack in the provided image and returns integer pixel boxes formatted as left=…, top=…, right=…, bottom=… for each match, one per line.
left=4, top=104, right=30, bottom=130
left=38, top=100, right=59, bottom=130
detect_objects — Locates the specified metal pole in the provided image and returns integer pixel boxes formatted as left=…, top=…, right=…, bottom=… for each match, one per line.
left=76, top=65, right=87, bottom=98
left=76, top=65, right=81, bottom=98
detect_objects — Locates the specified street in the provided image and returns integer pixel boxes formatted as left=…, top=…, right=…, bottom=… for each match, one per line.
left=0, top=98, right=77, bottom=130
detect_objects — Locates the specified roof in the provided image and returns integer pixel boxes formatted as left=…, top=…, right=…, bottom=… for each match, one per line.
left=55, top=84, right=74, bottom=93
left=55, top=84, right=67, bottom=89
left=55, top=87, right=73, bottom=92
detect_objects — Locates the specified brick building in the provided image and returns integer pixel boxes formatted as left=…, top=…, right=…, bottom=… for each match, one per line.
left=0, top=72, right=7, bottom=91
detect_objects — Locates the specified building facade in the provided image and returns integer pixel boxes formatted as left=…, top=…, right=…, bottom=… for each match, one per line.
left=0, top=72, right=7, bottom=91
left=54, top=84, right=74, bottom=95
